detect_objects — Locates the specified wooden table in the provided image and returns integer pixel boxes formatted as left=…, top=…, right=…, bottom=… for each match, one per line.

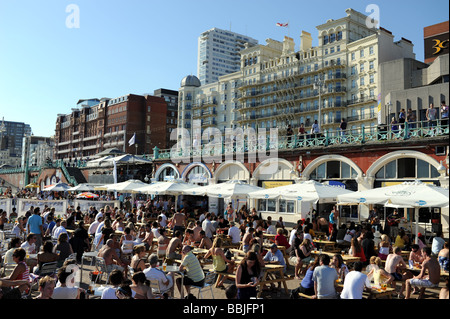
left=313, top=240, right=336, bottom=251
left=257, top=264, right=292, bottom=298
left=310, top=250, right=361, bottom=265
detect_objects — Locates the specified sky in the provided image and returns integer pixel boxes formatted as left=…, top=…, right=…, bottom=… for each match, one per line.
left=0, top=0, right=448, bottom=137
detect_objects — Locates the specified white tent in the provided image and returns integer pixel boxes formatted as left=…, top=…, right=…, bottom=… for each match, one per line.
left=248, top=180, right=354, bottom=203
left=95, top=179, right=148, bottom=193
left=134, top=180, right=195, bottom=210
left=67, top=183, right=98, bottom=192
left=338, top=180, right=449, bottom=243
left=135, top=180, right=194, bottom=196
left=183, top=180, right=265, bottom=200
left=43, top=182, right=71, bottom=192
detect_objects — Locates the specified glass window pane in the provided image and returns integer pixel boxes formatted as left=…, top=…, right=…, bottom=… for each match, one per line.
left=317, top=163, right=326, bottom=179
left=327, top=161, right=340, bottom=178
left=267, top=199, right=276, bottom=212
left=341, top=162, right=350, bottom=178
left=375, top=167, right=384, bottom=179
left=430, top=165, right=440, bottom=178
left=287, top=201, right=295, bottom=213
left=258, top=199, right=266, bottom=211
left=398, top=158, right=416, bottom=178
left=417, top=159, right=429, bottom=178
left=279, top=199, right=286, bottom=213
left=385, top=161, right=396, bottom=179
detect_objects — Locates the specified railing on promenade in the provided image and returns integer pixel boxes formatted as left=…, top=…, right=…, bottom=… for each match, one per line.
left=150, top=120, right=449, bottom=160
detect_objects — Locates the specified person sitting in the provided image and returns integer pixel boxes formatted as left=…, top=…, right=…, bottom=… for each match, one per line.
left=3, top=248, right=30, bottom=295
left=156, top=228, right=170, bottom=259
left=198, top=230, right=213, bottom=250
left=98, top=239, right=125, bottom=274
left=331, top=254, right=349, bottom=283
left=340, top=261, right=372, bottom=299
left=176, top=246, right=205, bottom=299
left=432, top=231, right=446, bottom=256
left=263, top=244, right=287, bottom=291
left=378, top=234, right=391, bottom=260
left=33, top=241, right=59, bottom=275
left=235, top=251, right=262, bottom=299
left=143, top=253, right=174, bottom=298
left=203, top=237, right=234, bottom=288
left=394, top=229, right=410, bottom=251
left=130, top=245, right=147, bottom=273
left=52, top=266, right=84, bottom=299
left=33, top=276, right=55, bottom=299
left=54, top=232, right=74, bottom=267
left=409, top=244, right=424, bottom=266
left=349, top=237, right=366, bottom=263
left=275, top=227, right=291, bottom=254
left=438, top=241, right=449, bottom=272
left=290, top=236, right=313, bottom=279
left=130, top=271, right=154, bottom=299
left=166, top=230, right=183, bottom=260
left=366, top=256, right=394, bottom=288
left=291, top=256, right=320, bottom=298
left=405, top=247, right=441, bottom=299
left=312, top=254, right=338, bottom=299
left=385, top=246, right=413, bottom=298
left=101, top=269, right=124, bottom=299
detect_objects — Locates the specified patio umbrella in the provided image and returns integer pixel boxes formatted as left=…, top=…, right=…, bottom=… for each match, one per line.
left=43, top=182, right=71, bottom=192
left=67, top=183, right=97, bottom=192
left=338, top=180, right=449, bottom=243
left=184, top=180, right=264, bottom=200
left=25, top=183, right=39, bottom=189
left=135, top=180, right=196, bottom=211
left=248, top=180, right=354, bottom=203
left=76, top=192, right=99, bottom=199
left=100, top=179, right=148, bottom=193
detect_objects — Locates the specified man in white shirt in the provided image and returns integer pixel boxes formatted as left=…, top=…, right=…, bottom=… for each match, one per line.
left=21, top=233, right=37, bottom=254
left=144, top=253, right=174, bottom=295
left=202, top=213, right=215, bottom=239
left=340, top=261, right=372, bottom=299
left=158, top=211, right=168, bottom=228
left=266, top=220, right=277, bottom=235
left=52, top=220, right=68, bottom=240
left=227, top=221, right=241, bottom=244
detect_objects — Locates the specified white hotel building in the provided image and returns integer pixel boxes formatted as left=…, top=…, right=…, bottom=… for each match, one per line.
left=178, top=8, right=416, bottom=141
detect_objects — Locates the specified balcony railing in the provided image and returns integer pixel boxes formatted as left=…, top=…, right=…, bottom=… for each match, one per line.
left=148, top=120, right=448, bottom=160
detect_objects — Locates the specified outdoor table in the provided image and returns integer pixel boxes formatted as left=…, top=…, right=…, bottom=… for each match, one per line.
left=91, top=284, right=113, bottom=297
left=262, top=233, right=276, bottom=243
left=257, top=264, right=291, bottom=298
left=157, top=264, right=185, bottom=299
left=310, top=250, right=361, bottom=265
left=313, top=239, right=336, bottom=251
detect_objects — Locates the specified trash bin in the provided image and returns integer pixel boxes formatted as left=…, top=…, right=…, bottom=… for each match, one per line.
left=377, top=124, right=387, bottom=140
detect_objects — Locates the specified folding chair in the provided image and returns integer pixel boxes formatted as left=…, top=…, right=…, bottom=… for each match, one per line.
left=1, top=263, right=16, bottom=277
left=94, top=256, right=112, bottom=284
left=191, top=272, right=216, bottom=299
left=29, top=261, right=59, bottom=291
left=148, top=279, right=165, bottom=299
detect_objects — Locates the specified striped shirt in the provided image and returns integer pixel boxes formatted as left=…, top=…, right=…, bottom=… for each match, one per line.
left=181, top=252, right=205, bottom=282
left=17, top=261, right=30, bottom=282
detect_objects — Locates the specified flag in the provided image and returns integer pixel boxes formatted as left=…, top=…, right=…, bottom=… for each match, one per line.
left=276, top=22, right=288, bottom=27
left=128, top=133, right=136, bottom=146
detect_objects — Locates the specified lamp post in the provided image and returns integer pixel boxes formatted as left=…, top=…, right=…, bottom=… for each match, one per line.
left=385, top=101, right=392, bottom=125
left=314, top=77, right=326, bottom=132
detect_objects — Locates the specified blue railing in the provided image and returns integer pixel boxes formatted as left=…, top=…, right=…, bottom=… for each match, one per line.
left=150, top=120, right=448, bottom=160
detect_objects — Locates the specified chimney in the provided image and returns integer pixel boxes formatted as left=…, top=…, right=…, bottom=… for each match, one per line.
left=300, top=31, right=312, bottom=52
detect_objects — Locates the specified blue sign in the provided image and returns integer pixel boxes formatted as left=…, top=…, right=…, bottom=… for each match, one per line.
left=359, top=198, right=367, bottom=203
left=327, top=181, right=346, bottom=189
left=416, top=200, right=427, bottom=206
left=264, top=194, right=269, bottom=199
left=297, top=196, right=302, bottom=201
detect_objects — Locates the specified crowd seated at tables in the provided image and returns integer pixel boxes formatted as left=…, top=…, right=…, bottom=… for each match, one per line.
left=0, top=197, right=448, bottom=300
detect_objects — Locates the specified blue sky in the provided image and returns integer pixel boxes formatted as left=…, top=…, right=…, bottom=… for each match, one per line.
left=0, top=0, right=448, bottom=137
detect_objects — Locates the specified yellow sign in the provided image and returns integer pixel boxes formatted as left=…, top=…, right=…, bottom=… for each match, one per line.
left=262, top=181, right=293, bottom=189
left=381, top=181, right=434, bottom=187
left=432, top=39, right=449, bottom=54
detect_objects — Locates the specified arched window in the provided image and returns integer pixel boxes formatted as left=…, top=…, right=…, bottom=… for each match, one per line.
left=374, top=158, right=440, bottom=183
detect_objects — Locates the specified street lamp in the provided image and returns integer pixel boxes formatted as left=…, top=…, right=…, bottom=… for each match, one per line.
left=314, top=77, right=326, bottom=132
left=385, top=101, right=392, bottom=125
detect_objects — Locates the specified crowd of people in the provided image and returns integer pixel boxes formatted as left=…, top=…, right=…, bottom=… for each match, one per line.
left=0, top=196, right=449, bottom=300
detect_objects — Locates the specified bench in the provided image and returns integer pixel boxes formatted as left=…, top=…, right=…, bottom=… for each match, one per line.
left=214, top=271, right=236, bottom=288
